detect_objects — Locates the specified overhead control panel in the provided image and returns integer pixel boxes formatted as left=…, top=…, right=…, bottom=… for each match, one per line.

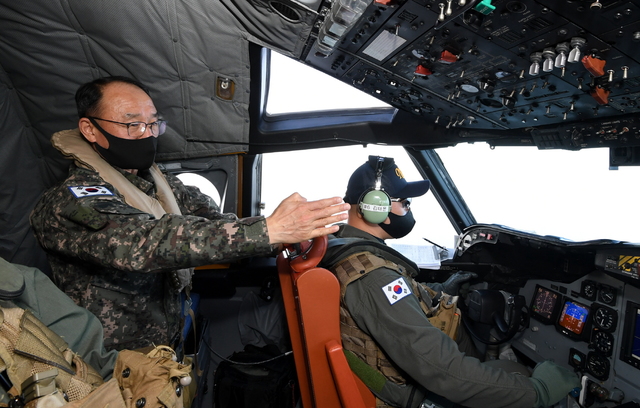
left=302, top=0, right=640, bottom=145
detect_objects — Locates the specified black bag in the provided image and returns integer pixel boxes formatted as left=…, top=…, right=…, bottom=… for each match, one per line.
left=213, top=344, right=298, bottom=408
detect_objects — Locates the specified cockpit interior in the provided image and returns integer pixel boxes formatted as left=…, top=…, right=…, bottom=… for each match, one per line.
left=1, top=0, right=639, bottom=407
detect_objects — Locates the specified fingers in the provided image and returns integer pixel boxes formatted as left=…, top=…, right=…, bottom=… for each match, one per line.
left=308, top=211, right=349, bottom=230
left=266, top=194, right=351, bottom=245
left=303, top=196, right=345, bottom=211
left=305, top=223, right=342, bottom=239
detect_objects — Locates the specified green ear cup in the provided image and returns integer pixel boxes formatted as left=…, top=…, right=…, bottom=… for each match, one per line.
left=359, top=189, right=391, bottom=224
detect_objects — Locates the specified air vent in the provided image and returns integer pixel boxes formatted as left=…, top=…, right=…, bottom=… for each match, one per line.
left=398, top=10, right=418, bottom=22
left=625, top=77, right=640, bottom=88
left=269, top=1, right=302, bottom=22
left=497, top=30, right=523, bottom=44
left=525, top=17, right=552, bottom=32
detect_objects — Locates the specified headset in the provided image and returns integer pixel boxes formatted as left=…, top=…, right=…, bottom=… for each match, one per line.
left=358, top=157, right=392, bottom=224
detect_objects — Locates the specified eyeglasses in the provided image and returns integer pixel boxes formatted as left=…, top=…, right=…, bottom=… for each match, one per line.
left=88, top=117, right=167, bottom=137
left=390, top=197, right=412, bottom=209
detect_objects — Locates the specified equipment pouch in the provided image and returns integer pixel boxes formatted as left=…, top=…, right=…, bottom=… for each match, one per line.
left=427, top=293, right=461, bottom=341
left=114, top=345, right=193, bottom=408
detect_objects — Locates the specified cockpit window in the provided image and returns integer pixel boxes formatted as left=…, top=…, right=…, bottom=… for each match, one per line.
left=261, top=145, right=457, bottom=249
left=437, top=143, right=640, bottom=243
left=265, top=50, right=391, bottom=115
left=176, top=173, right=222, bottom=207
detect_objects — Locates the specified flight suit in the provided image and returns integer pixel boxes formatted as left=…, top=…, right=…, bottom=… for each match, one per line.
left=323, top=225, right=538, bottom=408
left=30, top=163, right=275, bottom=351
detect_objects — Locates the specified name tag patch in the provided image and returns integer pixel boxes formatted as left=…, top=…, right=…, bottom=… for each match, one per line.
left=68, top=186, right=114, bottom=198
left=382, top=277, right=411, bottom=305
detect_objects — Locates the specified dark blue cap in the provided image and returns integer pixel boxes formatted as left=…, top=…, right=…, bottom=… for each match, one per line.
left=344, top=155, right=431, bottom=204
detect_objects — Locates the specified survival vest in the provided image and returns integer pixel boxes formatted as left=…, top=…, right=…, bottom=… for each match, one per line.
left=324, top=237, right=461, bottom=408
left=51, top=129, right=193, bottom=292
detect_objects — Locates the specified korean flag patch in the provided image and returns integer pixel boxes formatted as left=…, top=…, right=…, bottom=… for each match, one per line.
left=68, top=186, right=114, bottom=198
left=382, top=277, right=411, bottom=305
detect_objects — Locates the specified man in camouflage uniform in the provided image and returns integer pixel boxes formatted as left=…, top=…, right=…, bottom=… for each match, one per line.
left=320, top=156, right=580, bottom=408
left=30, top=76, right=349, bottom=351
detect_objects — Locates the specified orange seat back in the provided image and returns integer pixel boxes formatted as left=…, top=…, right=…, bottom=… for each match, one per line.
left=278, top=236, right=375, bottom=408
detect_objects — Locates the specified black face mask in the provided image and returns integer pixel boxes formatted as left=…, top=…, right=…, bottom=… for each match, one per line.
left=379, top=210, right=416, bottom=239
left=89, top=118, right=157, bottom=170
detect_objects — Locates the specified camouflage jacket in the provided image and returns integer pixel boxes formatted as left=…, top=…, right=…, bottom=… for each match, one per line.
left=30, top=164, right=275, bottom=351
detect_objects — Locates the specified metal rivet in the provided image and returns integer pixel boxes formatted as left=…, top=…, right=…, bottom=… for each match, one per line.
left=122, top=368, right=131, bottom=378
left=136, top=397, right=146, bottom=408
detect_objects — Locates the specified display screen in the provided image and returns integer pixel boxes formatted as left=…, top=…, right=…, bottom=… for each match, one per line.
left=620, top=301, right=640, bottom=370
left=558, top=300, right=590, bottom=335
left=530, top=285, right=561, bottom=324
left=632, top=309, right=640, bottom=362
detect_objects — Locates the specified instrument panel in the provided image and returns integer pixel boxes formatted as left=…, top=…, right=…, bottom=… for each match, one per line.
left=303, top=0, right=640, bottom=143
left=515, top=273, right=640, bottom=406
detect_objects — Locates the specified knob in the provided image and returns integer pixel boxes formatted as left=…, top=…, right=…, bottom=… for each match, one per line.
left=568, top=37, right=586, bottom=63
left=554, top=43, right=569, bottom=68
left=542, top=48, right=556, bottom=72
left=446, top=0, right=453, bottom=16
left=590, top=0, right=602, bottom=9
left=529, top=52, right=542, bottom=75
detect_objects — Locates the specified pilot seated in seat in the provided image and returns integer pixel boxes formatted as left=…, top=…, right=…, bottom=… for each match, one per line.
left=320, top=155, right=580, bottom=408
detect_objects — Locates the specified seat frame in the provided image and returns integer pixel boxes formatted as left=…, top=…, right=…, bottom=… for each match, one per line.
left=278, top=236, right=375, bottom=408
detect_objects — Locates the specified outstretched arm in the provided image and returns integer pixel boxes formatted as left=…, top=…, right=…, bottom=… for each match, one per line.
left=266, top=193, right=350, bottom=245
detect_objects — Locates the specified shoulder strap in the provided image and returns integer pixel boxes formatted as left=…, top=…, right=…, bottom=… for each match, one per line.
left=51, top=129, right=181, bottom=218
left=333, top=251, right=402, bottom=298
left=324, top=238, right=420, bottom=275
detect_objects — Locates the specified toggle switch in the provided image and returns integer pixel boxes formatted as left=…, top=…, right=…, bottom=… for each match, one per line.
left=439, top=50, right=459, bottom=64
left=582, top=54, right=606, bottom=77
left=621, top=66, right=629, bottom=79
left=590, top=86, right=610, bottom=105
left=415, top=65, right=433, bottom=76
left=438, top=3, right=446, bottom=21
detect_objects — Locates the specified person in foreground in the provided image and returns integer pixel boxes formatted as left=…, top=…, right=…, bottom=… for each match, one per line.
left=0, top=256, right=117, bottom=379
left=320, top=155, right=580, bottom=408
left=30, top=76, right=349, bottom=351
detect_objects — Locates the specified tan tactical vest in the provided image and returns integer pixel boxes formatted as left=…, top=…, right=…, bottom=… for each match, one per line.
left=333, top=251, right=461, bottom=408
left=51, top=129, right=193, bottom=291
left=0, top=301, right=104, bottom=405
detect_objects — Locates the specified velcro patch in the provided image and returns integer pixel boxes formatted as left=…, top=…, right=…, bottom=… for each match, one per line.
left=68, top=186, right=114, bottom=198
left=382, top=277, right=411, bottom=305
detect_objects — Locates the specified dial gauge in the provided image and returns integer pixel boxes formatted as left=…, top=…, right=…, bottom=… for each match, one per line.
left=593, top=305, right=617, bottom=332
left=581, top=280, right=597, bottom=301
left=598, top=285, right=617, bottom=306
left=592, top=330, right=614, bottom=356
left=586, top=352, right=610, bottom=381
